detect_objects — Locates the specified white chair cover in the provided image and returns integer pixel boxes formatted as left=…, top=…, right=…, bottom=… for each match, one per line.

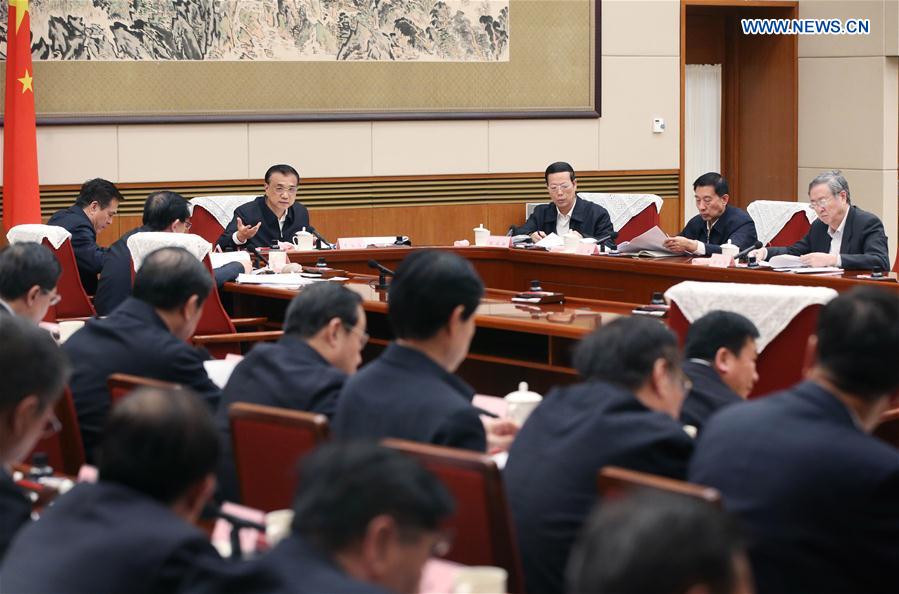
left=6, top=224, right=72, bottom=249
left=126, top=232, right=212, bottom=271
left=189, top=195, right=256, bottom=228
left=665, top=281, right=837, bottom=352
left=747, top=200, right=817, bottom=246
left=524, top=194, right=663, bottom=232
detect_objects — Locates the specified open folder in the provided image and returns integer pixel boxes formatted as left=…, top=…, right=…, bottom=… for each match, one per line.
left=616, top=226, right=680, bottom=258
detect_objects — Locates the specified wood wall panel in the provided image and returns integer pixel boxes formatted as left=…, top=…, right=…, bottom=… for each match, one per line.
left=309, top=207, right=374, bottom=243
left=659, top=197, right=682, bottom=235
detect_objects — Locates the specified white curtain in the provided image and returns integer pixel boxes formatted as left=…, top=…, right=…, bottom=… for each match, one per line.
left=684, top=64, right=722, bottom=223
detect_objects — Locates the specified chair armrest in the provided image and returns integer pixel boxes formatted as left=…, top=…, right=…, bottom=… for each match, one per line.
left=192, top=330, right=284, bottom=345
left=231, top=316, right=268, bottom=328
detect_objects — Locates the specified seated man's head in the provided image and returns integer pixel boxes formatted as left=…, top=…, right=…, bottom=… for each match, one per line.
left=574, top=317, right=687, bottom=418
left=812, top=286, right=899, bottom=407
left=693, top=172, right=730, bottom=222
left=545, top=161, right=578, bottom=215
left=685, top=311, right=760, bottom=398
left=97, top=387, right=219, bottom=522
left=292, top=443, right=453, bottom=594
left=0, top=242, right=62, bottom=323
left=263, top=164, right=301, bottom=215
left=0, top=316, right=70, bottom=465
left=142, top=190, right=192, bottom=233
left=132, top=247, right=212, bottom=340
left=284, top=283, right=367, bottom=374
left=568, top=491, right=752, bottom=594
left=807, top=170, right=851, bottom=230
left=388, top=250, right=484, bottom=372
left=75, top=178, right=123, bottom=234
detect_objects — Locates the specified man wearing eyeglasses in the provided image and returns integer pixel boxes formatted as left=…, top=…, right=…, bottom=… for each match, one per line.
left=0, top=242, right=62, bottom=324
left=214, top=282, right=368, bottom=502
left=217, top=164, right=319, bottom=251
left=751, top=170, right=889, bottom=270
left=664, top=172, right=758, bottom=255
left=514, top=162, right=616, bottom=248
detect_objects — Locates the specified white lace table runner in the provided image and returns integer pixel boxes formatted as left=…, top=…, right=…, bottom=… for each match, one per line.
left=7, top=224, right=72, bottom=249
left=747, top=200, right=816, bottom=246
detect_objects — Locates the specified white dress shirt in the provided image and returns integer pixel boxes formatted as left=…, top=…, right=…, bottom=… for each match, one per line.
left=555, top=201, right=574, bottom=236
left=827, top=212, right=847, bottom=267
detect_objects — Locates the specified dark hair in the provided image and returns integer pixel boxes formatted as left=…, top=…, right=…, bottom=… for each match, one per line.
left=574, top=317, right=680, bottom=391
left=98, top=387, right=219, bottom=504
left=685, top=311, right=760, bottom=362
left=132, top=247, right=212, bottom=310
left=142, top=191, right=190, bottom=231
left=264, top=164, right=300, bottom=185
left=0, top=315, right=70, bottom=413
left=693, top=172, right=729, bottom=197
left=545, top=161, right=577, bottom=184
left=74, top=178, right=123, bottom=209
left=816, top=287, right=899, bottom=400
left=388, top=250, right=484, bottom=340
left=284, top=283, right=363, bottom=338
left=567, top=491, right=745, bottom=594
left=0, top=242, right=62, bottom=301
left=292, top=442, right=453, bottom=552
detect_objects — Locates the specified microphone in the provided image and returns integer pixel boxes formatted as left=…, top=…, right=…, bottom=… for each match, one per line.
left=594, top=231, right=618, bottom=248
left=250, top=246, right=269, bottom=268
left=735, top=241, right=763, bottom=261
left=368, top=259, right=395, bottom=291
left=308, top=227, right=334, bottom=250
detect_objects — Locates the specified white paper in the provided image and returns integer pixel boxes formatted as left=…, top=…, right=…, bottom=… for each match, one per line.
left=792, top=267, right=843, bottom=275
left=204, top=358, right=241, bottom=389
left=767, top=254, right=804, bottom=268
left=617, top=226, right=678, bottom=255
left=534, top=233, right=564, bottom=248
left=235, top=273, right=319, bottom=286
left=209, top=251, right=251, bottom=270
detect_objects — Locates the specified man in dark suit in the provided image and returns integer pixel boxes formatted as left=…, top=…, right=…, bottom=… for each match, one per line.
left=689, top=286, right=899, bottom=594
left=94, top=191, right=244, bottom=315
left=0, top=316, right=69, bottom=560
left=64, top=247, right=221, bottom=459
left=217, top=164, right=319, bottom=251
left=680, top=311, right=759, bottom=433
left=503, top=316, right=695, bottom=594
left=664, top=172, right=758, bottom=255
left=215, top=282, right=367, bottom=501
left=213, top=443, right=453, bottom=594
left=47, top=178, right=123, bottom=294
left=752, top=170, right=890, bottom=270
left=0, top=242, right=61, bottom=323
left=1, top=387, right=230, bottom=593
left=334, top=250, right=515, bottom=452
left=514, top=161, right=616, bottom=247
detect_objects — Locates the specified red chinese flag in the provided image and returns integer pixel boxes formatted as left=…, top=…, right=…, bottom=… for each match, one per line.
left=3, top=0, right=40, bottom=230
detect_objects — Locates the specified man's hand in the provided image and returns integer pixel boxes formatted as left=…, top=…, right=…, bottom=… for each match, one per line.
left=749, top=247, right=768, bottom=261
left=482, top=417, right=519, bottom=454
left=663, top=236, right=699, bottom=253
left=530, top=231, right=547, bottom=242
left=236, top=217, right=261, bottom=243
left=800, top=252, right=838, bottom=267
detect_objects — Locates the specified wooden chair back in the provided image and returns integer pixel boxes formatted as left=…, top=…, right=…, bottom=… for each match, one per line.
left=41, top=237, right=96, bottom=321
left=382, top=438, right=525, bottom=594
left=107, top=373, right=182, bottom=407
left=597, top=466, right=722, bottom=507
left=229, top=402, right=330, bottom=512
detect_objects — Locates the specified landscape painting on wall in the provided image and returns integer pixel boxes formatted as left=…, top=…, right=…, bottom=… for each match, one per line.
left=0, top=0, right=509, bottom=62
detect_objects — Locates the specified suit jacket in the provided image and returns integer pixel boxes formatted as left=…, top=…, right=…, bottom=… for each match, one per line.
left=333, top=343, right=486, bottom=452
left=679, top=360, right=743, bottom=433
left=680, top=205, right=758, bottom=255
left=689, top=381, right=899, bottom=594
left=216, top=195, right=314, bottom=251
left=514, top=197, right=616, bottom=245
left=0, top=469, right=30, bottom=562
left=215, top=336, right=347, bottom=501
left=766, top=205, right=890, bottom=270
left=63, top=297, right=221, bottom=459
left=47, top=205, right=109, bottom=294
left=503, top=381, right=695, bottom=594
left=94, top=226, right=243, bottom=316
left=0, top=481, right=228, bottom=594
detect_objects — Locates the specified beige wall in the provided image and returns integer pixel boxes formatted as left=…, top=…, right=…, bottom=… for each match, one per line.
left=0, top=1, right=681, bottom=187
left=798, top=0, right=899, bottom=267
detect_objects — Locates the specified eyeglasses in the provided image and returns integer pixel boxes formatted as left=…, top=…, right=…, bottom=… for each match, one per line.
left=343, top=324, right=369, bottom=348
left=180, top=219, right=193, bottom=231
left=808, top=195, right=833, bottom=210
left=41, top=289, right=62, bottom=306
left=547, top=183, right=573, bottom=193
left=270, top=184, right=298, bottom=195
left=41, top=412, right=62, bottom=439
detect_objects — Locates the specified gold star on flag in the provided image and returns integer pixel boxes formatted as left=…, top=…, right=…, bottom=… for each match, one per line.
left=17, top=69, right=33, bottom=93
left=9, top=0, right=30, bottom=34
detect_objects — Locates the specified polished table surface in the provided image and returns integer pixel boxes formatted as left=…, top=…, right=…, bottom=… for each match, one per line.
left=288, top=246, right=899, bottom=304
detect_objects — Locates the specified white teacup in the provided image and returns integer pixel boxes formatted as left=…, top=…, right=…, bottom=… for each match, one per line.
left=292, top=227, right=315, bottom=251
left=268, top=250, right=288, bottom=272
left=473, top=225, right=490, bottom=246
left=453, top=566, right=508, bottom=594
left=265, top=509, right=294, bottom=548
left=563, top=232, right=581, bottom=251
left=57, top=320, right=85, bottom=344
left=504, top=382, right=543, bottom=426
left=720, top=241, right=739, bottom=260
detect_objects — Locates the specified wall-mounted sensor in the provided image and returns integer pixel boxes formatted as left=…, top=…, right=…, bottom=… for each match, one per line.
left=652, top=118, right=666, bottom=134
